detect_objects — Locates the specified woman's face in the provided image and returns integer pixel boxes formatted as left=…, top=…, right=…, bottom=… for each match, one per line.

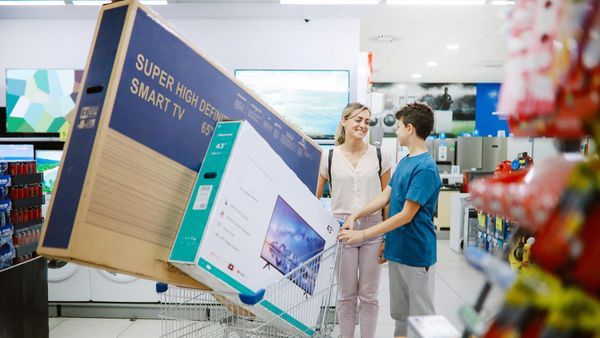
left=343, top=109, right=370, bottom=140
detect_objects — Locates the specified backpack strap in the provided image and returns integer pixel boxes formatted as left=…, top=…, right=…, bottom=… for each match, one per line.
left=328, top=148, right=334, bottom=190
left=376, top=147, right=382, bottom=177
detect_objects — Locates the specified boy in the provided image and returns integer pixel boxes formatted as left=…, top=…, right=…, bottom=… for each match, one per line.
left=338, top=102, right=441, bottom=338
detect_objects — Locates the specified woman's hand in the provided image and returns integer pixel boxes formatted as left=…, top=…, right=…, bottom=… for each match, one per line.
left=337, top=229, right=365, bottom=245
left=342, top=215, right=357, bottom=230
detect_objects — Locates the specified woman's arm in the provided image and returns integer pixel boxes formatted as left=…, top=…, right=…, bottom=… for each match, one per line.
left=380, top=168, right=391, bottom=220
left=316, top=174, right=328, bottom=198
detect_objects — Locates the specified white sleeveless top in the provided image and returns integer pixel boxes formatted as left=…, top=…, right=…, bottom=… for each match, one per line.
left=319, top=145, right=391, bottom=215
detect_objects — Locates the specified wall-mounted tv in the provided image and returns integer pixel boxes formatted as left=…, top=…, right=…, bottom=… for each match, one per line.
left=0, top=144, right=34, bottom=161
left=35, top=150, right=63, bottom=194
left=235, top=70, right=349, bottom=139
left=261, top=196, right=326, bottom=295
left=6, top=69, right=83, bottom=134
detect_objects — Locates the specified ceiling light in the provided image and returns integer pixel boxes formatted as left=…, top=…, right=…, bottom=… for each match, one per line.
left=426, top=61, right=438, bottom=66
left=376, top=34, right=394, bottom=43
left=411, top=73, right=422, bottom=78
left=140, top=0, right=168, bottom=5
left=446, top=44, right=460, bottom=50
left=0, top=1, right=65, bottom=5
left=387, top=0, right=485, bottom=5
left=72, top=0, right=109, bottom=5
left=281, top=0, right=380, bottom=4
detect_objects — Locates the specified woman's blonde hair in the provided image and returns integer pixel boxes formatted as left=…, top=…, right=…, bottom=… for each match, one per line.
left=334, top=102, right=371, bottom=146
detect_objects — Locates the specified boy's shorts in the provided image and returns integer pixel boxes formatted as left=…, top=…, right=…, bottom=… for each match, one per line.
left=388, top=261, right=436, bottom=337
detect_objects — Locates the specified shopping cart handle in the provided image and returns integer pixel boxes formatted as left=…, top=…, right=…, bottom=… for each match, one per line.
left=156, top=282, right=168, bottom=294
left=239, top=289, right=265, bottom=305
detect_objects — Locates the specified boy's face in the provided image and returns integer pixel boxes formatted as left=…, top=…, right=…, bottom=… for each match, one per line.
left=396, top=117, right=411, bottom=147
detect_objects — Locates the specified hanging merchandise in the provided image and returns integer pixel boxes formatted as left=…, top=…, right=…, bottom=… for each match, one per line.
left=499, top=0, right=600, bottom=138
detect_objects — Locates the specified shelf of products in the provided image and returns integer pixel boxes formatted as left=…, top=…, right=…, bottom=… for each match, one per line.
left=0, top=160, right=45, bottom=271
left=459, top=1, right=600, bottom=337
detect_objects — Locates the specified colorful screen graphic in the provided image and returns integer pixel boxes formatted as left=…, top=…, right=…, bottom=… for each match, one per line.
left=261, top=196, right=326, bottom=295
left=6, top=69, right=84, bottom=133
left=0, top=144, right=34, bottom=161
left=35, top=150, right=63, bottom=194
left=235, top=70, right=349, bottom=139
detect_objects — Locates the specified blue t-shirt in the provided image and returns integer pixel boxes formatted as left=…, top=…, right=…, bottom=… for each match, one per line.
left=384, top=152, right=441, bottom=267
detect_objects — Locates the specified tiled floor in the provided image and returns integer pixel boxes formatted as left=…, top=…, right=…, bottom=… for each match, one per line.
left=49, top=240, right=505, bottom=338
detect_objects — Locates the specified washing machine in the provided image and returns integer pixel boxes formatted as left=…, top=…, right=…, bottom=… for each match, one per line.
left=47, top=259, right=91, bottom=302
left=89, top=268, right=160, bottom=303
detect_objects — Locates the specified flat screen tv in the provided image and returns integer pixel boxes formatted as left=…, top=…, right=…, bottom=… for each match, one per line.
left=6, top=69, right=83, bottom=133
left=260, top=196, right=326, bottom=295
left=235, top=70, right=349, bottom=139
left=35, top=150, right=63, bottom=194
left=0, top=144, right=34, bottom=161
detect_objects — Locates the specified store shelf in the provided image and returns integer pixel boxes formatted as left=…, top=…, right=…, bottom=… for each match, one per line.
left=12, top=196, right=45, bottom=209
left=14, top=218, right=44, bottom=233
left=14, top=242, right=38, bottom=258
left=10, top=173, right=43, bottom=186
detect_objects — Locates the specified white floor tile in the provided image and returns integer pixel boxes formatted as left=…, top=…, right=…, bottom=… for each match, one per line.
left=49, top=318, right=132, bottom=338
left=49, top=317, right=66, bottom=331
left=118, top=319, right=162, bottom=338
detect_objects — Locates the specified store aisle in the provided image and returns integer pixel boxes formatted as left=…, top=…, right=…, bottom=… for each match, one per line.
left=49, top=240, right=504, bottom=338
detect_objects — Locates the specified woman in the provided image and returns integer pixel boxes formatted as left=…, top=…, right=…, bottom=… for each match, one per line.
left=316, top=102, right=391, bottom=338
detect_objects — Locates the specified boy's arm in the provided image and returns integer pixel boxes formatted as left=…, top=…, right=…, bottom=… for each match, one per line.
left=342, top=186, right=392, bottom=230
left=338, top=199, right=420, bottom=245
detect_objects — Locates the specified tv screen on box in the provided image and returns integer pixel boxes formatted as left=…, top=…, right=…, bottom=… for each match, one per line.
left=261, top=196, right=326, bottom=295
left=5, top=69, right=83, bottom=133
left=235, top=69, right=349, bottom=139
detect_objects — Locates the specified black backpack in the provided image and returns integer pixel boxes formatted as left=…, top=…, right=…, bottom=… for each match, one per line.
left=327, top=147, right=382, bottom=190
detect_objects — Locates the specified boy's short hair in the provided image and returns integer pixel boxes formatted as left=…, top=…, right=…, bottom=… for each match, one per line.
left=395, top=103, right=434, bottom=139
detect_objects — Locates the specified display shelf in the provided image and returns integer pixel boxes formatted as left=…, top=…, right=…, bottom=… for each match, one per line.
left=10, top=173, right=43, bottom=186
left=12, top=195, right=45, bottom=209
left=14, top=242, right=38, bottom=258
left=14, top=218, right=44, bottom=233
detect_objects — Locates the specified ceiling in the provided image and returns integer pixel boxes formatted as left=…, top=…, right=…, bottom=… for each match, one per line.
left=0, top=0, right=510, bottom=83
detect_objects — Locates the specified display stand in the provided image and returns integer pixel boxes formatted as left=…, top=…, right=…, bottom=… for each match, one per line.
left=0, top=256, right=49, bottom=338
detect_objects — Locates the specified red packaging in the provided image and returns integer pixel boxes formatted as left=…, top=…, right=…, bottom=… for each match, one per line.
left=28, top=208, right=35, bottom=221
left=29, top=185, right=35, bottom=197
left=8, top=163, right=17, bottom=176
left=37, top=184, right=42, bottom=196
left=10, top=187, right=17, bottom=200
left=28, top=162, right=34, bottom=174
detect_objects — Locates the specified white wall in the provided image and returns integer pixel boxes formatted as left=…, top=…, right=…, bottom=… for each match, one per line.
left=0, top=17, right=359, bottom=107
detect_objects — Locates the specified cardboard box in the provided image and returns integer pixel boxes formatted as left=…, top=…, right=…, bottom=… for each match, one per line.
left=37, top=0, right=321, bottom=289
left=170, top=121, right=339, bottom=334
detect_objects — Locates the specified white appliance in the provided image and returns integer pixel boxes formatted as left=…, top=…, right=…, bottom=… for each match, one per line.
left=47, top=259, right=91, bottom=302
left=507, top=137, right=533, bottom=162
left=89, top=268, right=160, bottom=303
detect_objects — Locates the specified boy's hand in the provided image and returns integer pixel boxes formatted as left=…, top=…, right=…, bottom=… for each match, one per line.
left=337, top=229, right=363, bottom=245
left=378, top=241, right=387, bottom=264
left=342, top=215, right=357, bottom=230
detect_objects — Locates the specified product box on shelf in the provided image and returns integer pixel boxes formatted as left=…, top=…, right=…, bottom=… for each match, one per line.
left=37, top=0, right=321, bottom=289
left=170, top=121, right=338, bottom=334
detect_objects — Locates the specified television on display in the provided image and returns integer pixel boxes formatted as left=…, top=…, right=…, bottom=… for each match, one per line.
left=5, top=69, right=84, bottom=133
left=35, top=150, right=63, bottom=194
left=235, top=70, right=350, bottom=139
left=260, top=196, right=326, bottom=295
left=0, top=144, right=34, bottom=161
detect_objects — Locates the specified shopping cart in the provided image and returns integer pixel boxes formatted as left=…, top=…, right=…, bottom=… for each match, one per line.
left=157, top=243, right=341, bottom=338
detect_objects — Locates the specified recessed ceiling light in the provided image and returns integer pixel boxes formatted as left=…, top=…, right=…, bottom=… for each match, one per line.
left=387, top=0, right=485, bottom=5
left=140, top=0, right=168, bottom=5
left=411, top=73, right=422, bottom=78
left=446, top=44, right=460, bottom=50
left=281, top=0, right=380, bottom=4
left=376, top=34, right=394, bottom=43
left=426, top=61, right=438, bottom=67
left=72, top=1, right=109, bottom=5
left=0, top=1, right=65, bottom=5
